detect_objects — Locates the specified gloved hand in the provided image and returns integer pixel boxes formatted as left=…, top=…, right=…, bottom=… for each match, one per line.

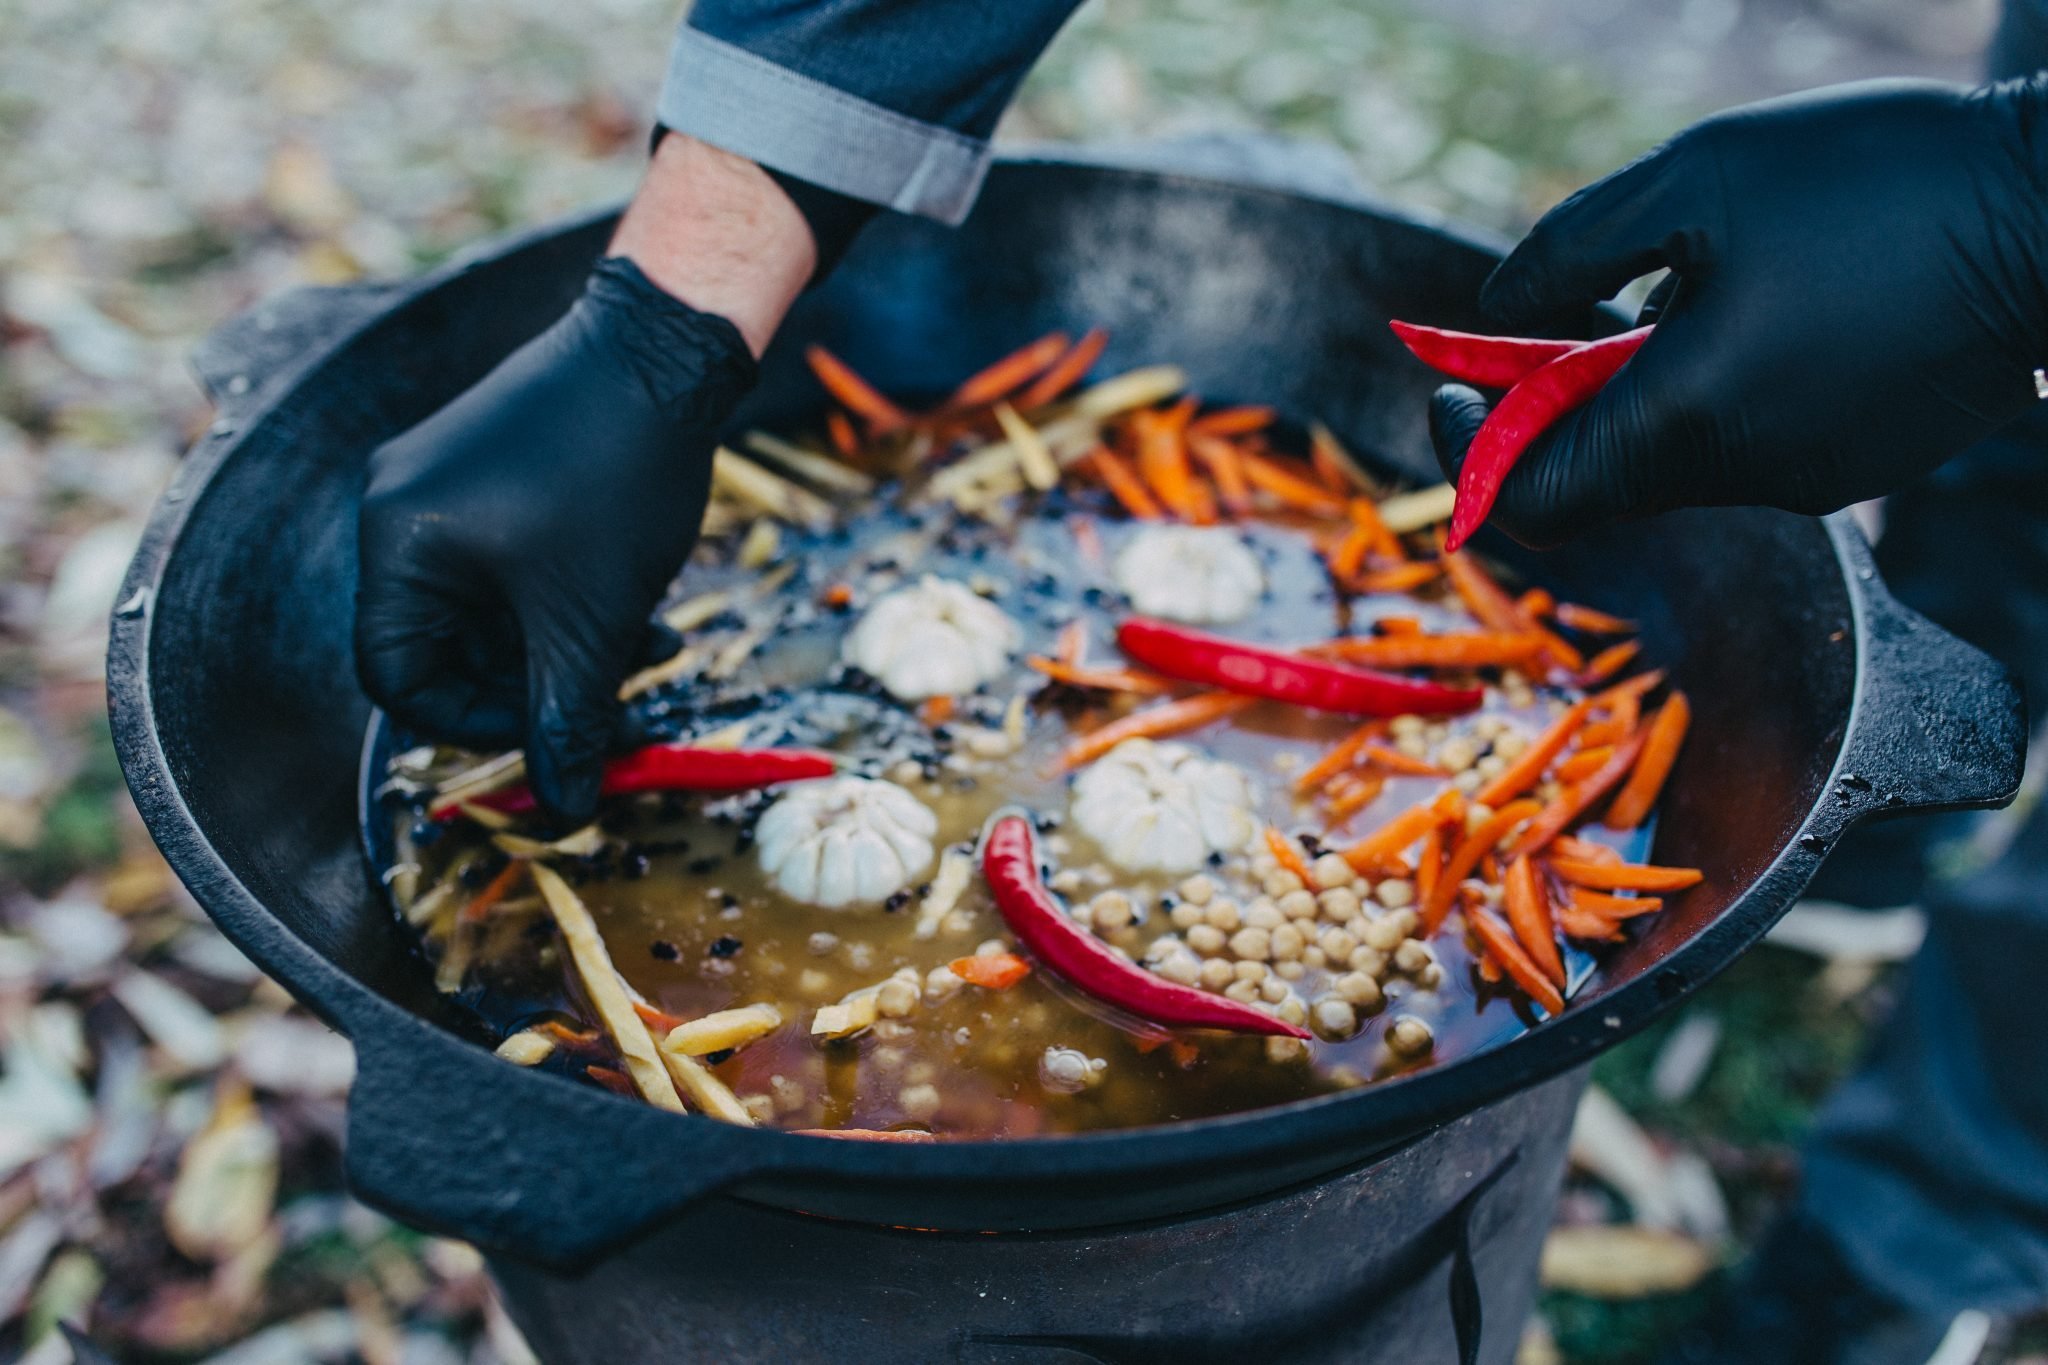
left=356, top=256, right=756, bottom=822
left=1430, top=78, right=2048, bottom=547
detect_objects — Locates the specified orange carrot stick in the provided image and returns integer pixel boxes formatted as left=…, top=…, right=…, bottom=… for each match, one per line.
left=1189, top=405, right=1275, bottom=438
left=1577, top=715, right=1631, bottom=749
left=1136, top=407, right=1214, bottom=523
left=1027, top=657, right=1176, bottom=694
left=1442, top=552, right=1582, bottom=671
left=1604, top=691, right=1691, bottom=830
left=1516, top=588, right=1556, bottom=618
left=1474, top=698, right=1594, bottom=807
left=461, top=861, right=525, bottom=923
left=1328, top=523, right=1376, bottom=582
left=1348, top=497, right=1405, bottom=561
left=1578, top=640, right=1642, bottom=687
left=632, top=1000, right=686, bottom=1035
left=1265, top=827, right=1314, bottom=884
left=1554, top=746, right=1615, bottom=783
left=1508, top=728, right=1650, bottom=857
left=1559, top=908, right=1625, bottom=942
left=825, top=410, right=862, bottom=460
left=1015, top=327, right=1110, bottom=409
left=1353, top=562, right=1443, bottom=594
left=1593, top=669, right=1667, bottom=710
left=1323, top=771, right=1387, bottom=824
left=1188, top=434, right=1254, bottom=516
left=1548, top=859, right=1702, bottom=892
left=1468, top=907, right=1566, bottom=1016
left=1551, top=835, right=1623, bottom=864
left=1086, top=445, right=1164, bottom=520
left=1554, top=602, right=1638, bottom=634
left=1342, top=790, right=1462, bottom=875
left=1056, top=692, right=1255, bottom=771
left=1421, top=797, right=1542, bottom=932
left=951, top=952, right=1033, bottom=990
left=1310, top=430, right=1354, bottom=494
left=920, top=695, right=955, bottom=726
left=947, top=332, right=1069, bottom=408
left=805, top=345, right=909, bottom=432
left=1415, top=824, right=1445, bottom=909
left=1316, top=631, right=1548, bottom=670
left=1240, top=452, right=1350, bottom=517
left=1361, top=742, right=1450, bottom=777
left=1504, top=855, right=1566, bottom=988
left=1567, top=888, right=1664, bottom=918
left=1294, top=720, right=1386, bottom=795
left=1375, top=616, right=1424, bottom=635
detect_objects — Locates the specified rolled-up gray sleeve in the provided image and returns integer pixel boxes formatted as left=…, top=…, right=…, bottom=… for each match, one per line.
left=655, top=0, right=1086, bottom=225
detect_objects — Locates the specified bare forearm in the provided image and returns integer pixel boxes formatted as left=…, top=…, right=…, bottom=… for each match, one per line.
left=608, top=133, right=815, bottom=358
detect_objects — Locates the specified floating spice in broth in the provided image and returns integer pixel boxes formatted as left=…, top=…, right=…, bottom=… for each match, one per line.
left=382, top=332, right=1699, bottom=1140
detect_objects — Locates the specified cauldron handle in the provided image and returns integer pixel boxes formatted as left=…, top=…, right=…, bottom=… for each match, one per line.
left=342, top=1018, right=793, bottom=1270
left=1815, top=515, right=2026, bottom=836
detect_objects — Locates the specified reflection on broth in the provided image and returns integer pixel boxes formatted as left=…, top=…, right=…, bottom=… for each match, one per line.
left=379, top=347, right=1691, bottom=1140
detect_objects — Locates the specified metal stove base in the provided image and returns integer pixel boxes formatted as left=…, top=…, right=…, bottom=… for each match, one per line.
left=492, top=1067, right=1586, bottom=1365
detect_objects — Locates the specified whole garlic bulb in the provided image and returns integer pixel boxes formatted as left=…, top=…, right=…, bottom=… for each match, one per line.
left=1072, top=738, right=1258, bottom=874
left=841, top=575, right=1022, bottom=700
left=1113, top=526, right=1263, bottom=624
left=755, top=776, right=937, bottom=908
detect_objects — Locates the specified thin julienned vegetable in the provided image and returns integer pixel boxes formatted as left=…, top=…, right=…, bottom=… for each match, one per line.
left=947, top=332, right=1070, bottom=409
left=1547, top=858, right=1703, bottom=892
left=1509, top=727, right=1650, bottom=858
left=1503, top=855, right=1566, bottom=989
left=1014, top=328, right=1110, bottom=410
left=981, top=814, right=1311, bottom=1038
left=1054, top=691, right=1254, bottom=772
left=1314, top=631, right=1547, bottom=670
left=950, top=953, right=1033, bottom=990
left=1444, top=327, right=1654, bottom=552
left=1467, top=906, right=1566, bottom=1017
left=1420, top=797, right=1542, bottom=934
left=1116, top=618, right=1482, bottom=717
left=805, top=345, right=910, bottom=434
left=1605, top=691, right=1692, bottom=830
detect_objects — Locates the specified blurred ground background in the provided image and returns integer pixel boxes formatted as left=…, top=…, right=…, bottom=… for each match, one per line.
left=0, top=0, right=2040, bottom=1360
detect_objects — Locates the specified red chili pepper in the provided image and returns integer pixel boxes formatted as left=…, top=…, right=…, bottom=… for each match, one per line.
left=980, top=814, right=1310, bottom=1038
left=438, top=745, right=836, bottom=821
left=1116, top=618, right=1480, bottom=717
left=1444, top=328, right=1654, bottom=553
left=1389, top=320, right=1583, bottom=389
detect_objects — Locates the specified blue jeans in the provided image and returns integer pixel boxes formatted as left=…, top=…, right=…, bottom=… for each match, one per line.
left=1801, top=1, right=2048, bottom=1298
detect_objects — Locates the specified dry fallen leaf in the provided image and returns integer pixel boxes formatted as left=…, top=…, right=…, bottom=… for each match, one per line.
left=165, top=1082, right=279, bottom=1262
left=1539, top=1225, right=1715, bottom=1299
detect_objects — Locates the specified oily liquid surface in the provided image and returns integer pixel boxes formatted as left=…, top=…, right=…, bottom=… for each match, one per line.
left=395, top=498, right=1639, bottom=1137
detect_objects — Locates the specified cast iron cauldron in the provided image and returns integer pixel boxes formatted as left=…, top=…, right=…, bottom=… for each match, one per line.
left=111, top=144, right=2022, bottom=1362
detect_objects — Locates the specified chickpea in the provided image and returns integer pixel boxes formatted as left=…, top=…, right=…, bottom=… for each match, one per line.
left=1437, top=737, right=1479, bottom=772
left=1229, top=927, right=1273, bottom=961
left=1278, top=889, right=1319, bottom=921
left=924, top=965, right=964, bottom=1001
left=876, top=979, right=920, bottom=1018
left=1393, top=939, right=1435, bottom=976
left=1348, top=945, right=1388, bottom=977
left=1199, top=958, right=1235, bottom=990
left=1186, top=924, right=1227, bottom=956
left=1249, top=853, right=1280, bottom=880
left=1475, top=754, right=1508, bottom=780
left=1243, top=901, right=1285, bottom=931
left=1362, top=915, right=1406, bottom=952
left=1335, top=971, right=1383, bottom=1011
left=1312, top=997, right=1361, bottom=1041
left=1301, top=946, right=1327, bottom=970
left=1384, top=908, right=1420, bottom=939
left=1091, top=892, right=1135, bottom=932
left=1225, top=979, right=1261, bottom=1004
left=1271, top=924, right=1306, bottom=961
left=1205, top=900, right=1243, bottom=932
left=899, top=1083, right=943, bottom=1122
left=1259, top=976, right=1290, bottom=1004
left=1234, top=960, right=1269, bottom=984
left=1493, top=732, right=1529, bottom=760
left=1311, top=853, right=1357, bottom=890
left=1321, top=928, right=1358, bottom=960
left=1389, top=714, right=1425, bottom=738
left=1262, top=870, right=1305, bottom=899
left=1386, top=1015, right=1436, bottom=1059
left=1049, top=868, right=1085, bottom=895
left=1170, top=902, right=1204, bottom=931
left=1265, top=1036, right=1308, bottom=1064
left=1155, top=952, right=1202, bottom=986
left=1451, top=770, right=1483, bottom=793
left=1375, top=878, right=1416, bottom=910
left=1275, top=960, right=1307, bottom=982
left=1178, top=874, right=1218, bottom=906
left=1276, top=994, right=1309, bottom=1027
left=1317, top=887, right=1362, bottom=922
left=1394, top=733, right=1430, bottom=760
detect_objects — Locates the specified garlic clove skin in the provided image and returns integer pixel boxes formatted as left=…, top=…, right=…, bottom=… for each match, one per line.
left=1113, top=526, right=1264, bottom=625
left=1072, top=738, right=1259, bottom=875
left=841, top=575, right=1022, bottom=700
left=756, top=776, right=938, bottom=908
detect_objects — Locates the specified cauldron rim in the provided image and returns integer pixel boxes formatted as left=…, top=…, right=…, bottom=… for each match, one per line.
left=109, top=150, right=2024, bottom=1265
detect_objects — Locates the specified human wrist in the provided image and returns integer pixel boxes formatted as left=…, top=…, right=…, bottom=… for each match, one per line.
left=608, top=133, right=815, bottom=357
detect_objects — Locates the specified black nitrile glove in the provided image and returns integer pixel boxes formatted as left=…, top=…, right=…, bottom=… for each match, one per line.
left=356, top=256, right=756, bottom=822
left=1431, top=78, right=2048, bottom=547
